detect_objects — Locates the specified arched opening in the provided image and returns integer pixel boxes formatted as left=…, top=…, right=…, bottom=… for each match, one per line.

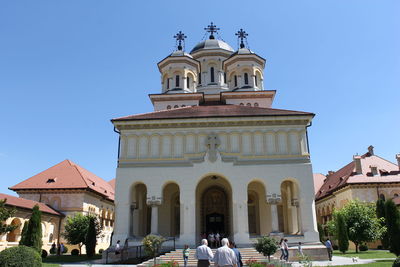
left=234, top=75, right=238, bottom=87
left=244, top=73, right=249, bottom=85
left=175, top=75, right=180, bottom=88
left=280, top=180, right=301, bottom=234
left=379, top=194, right=386, bottom=201
left=130, top=183, right=150, bottom=237
left=248, top=180, right=267, bottom=236
left=210, top=67, right=215, bottom=83
left=196, top=175, right=233, bottom=243
left=160, top=183, right=180, bottom=237
left=6, top=218, right=22, bottom=242
left=255, top=71, right=262, bottom=89
left=187, top=73, right=195, bottom=90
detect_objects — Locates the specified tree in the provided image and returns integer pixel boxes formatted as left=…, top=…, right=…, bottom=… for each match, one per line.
left=337, top=212, right=349, bottom=253
left=85, top=216, right=97, bottom=258
left=376, top=199, right=389, bottom=249
left=331, top=200, right=385, bottom=253
left=384, top=199, right=400, bottom=256
left=63, top=214, right=102, bottom=255
left=0, top=199, right=17, bottom=235
left=142, top=234, right=166, bottom=266
left=19, top=221, right=28, bottom=245
left=254, top=236, right=278, bottom=262
left=20, top=205, right=43, bottom=253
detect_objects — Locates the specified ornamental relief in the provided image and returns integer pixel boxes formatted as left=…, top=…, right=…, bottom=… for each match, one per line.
left=120, top=129, right=307, bottom=162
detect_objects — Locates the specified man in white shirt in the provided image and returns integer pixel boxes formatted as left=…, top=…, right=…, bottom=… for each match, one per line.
left=195, top=239, right=214, bottom=267
left=213, top=238, right=237, bottom=267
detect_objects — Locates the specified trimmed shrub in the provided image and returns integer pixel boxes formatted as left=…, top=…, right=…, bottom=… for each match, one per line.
left=85, top=216, right=97, bottom=258
left=337, top=212, right=349, bottom=253
left=71, top=249, right=79, bottom=256
left=41, top=249, right=48, bottom=258
left=359, top=244, right=368, bottom=251
left=393, top=257, right=400, bottom=267
left=254, top=236, right=278, bottom=262
left=0, top=246, right=42, bottom=267
left=49, top=246, right=56, bottom=255
left=99, top=248, right=104, bottom=254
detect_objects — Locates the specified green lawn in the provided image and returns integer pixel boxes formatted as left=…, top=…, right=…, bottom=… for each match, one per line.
left=328, top=259, right=394, bottom=267
left=42, top=264, right=60, bottom=267
left=333, top=250, right=395, bottom=259
left=43, top=254, right=101, bottom=263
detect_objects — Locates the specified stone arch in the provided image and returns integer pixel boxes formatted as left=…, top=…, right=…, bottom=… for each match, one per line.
left=160, top=182, right=180, bottom=237
left=130, top=182, right=150, bottom=237
left=247, top=180, right=267, bottom=236
left=6, top=218, right=22, bottom=242
left=280, top=179, right=301, bottom=234
left=186, top=72, right=196, bottom=90
left=195, top=174, right=233, bottom=243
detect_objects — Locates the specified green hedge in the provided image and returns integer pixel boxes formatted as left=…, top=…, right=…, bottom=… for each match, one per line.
left=0, top=246, right=42, bottom=267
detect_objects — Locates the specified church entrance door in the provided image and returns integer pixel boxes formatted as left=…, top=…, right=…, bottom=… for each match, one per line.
left=206, top=212, right=225, bottom=233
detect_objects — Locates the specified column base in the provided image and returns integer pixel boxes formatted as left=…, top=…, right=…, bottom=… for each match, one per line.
left=303, top=230, right=320, bottom=243
left=269, top=231, right=284, bottom=241
left=234, top=232, right=250, bottom=245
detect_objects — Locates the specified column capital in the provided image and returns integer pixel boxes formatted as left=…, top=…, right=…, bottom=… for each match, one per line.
left=147, top=196, right=162, bottom=206
left=291, top=198, right=299, bottom=207
left=266, top=193, right=282, bottom=204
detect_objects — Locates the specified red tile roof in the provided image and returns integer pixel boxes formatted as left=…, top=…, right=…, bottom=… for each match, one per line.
left=313, top=173, right=326, bottom=195
left=316, top=152, right=400, bottom=201
left=0, top=193, right=62, bottom=216
left=108, top=179, right=115, bottom=190
left=9, top=160, right=114, bottom=201
left=112, top=105, right=314, bottom=121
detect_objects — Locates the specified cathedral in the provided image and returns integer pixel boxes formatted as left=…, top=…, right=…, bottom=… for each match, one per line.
left=111, top=23, right=320, bottom=247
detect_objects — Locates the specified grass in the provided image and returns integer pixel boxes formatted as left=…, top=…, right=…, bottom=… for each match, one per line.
left=328, top=259, right=394, bottom=267
left=333, top=249, right=395, bottom=259
left=42, top=254, right=102, bottom=263
left=42, top=264, right=60, bottom=267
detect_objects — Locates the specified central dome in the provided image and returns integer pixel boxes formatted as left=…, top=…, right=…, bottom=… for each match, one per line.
left=190, top=39, right=234, bottom=54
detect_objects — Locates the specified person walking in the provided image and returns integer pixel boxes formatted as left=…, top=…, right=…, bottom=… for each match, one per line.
left=283, top=239, right=289, bottom=262
left=325, top=238, right=333, bottom=261
left=195, top=239, right=214, bottom=267
left=279, top=239, right=285, bottom=260
left=298, top=242, right=303, bottom=257
left=183, top=244, right=190, bottom=267
left=115, top=240, right=121, bottom=255
left=229, top=241, right=242, bottom=267
left=213, top=238, right=237, bottom=267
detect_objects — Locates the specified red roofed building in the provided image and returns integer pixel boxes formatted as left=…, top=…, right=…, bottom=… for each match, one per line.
left=3, top=160, right=116, bottom=253
left=315, top=146, right=400, bottom=227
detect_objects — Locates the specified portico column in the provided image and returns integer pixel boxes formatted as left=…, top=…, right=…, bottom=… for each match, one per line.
left=267, top=193, right=283, bottom=239
left=150, top=204, right=159, bottom=234
left=300, top=189, right=319, bottom=242
left=179, top=185, right=196, bottom=245
left=233, top=183, right=250, bottom=244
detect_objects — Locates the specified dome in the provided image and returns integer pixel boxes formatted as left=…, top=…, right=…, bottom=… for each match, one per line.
left=190, top=39, right=234, bottom=54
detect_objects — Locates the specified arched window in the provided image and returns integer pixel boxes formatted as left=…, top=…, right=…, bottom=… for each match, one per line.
left=167, top=78, right=170, bottom=89
left=186, top=76, right=190, bottom=89
left=223, top=73, right=226, bottom=84
left=234, top=75, right=238, bottom=87
left=175, top=75, right=180, bottom=88
left=246, top=103, right=251, bottom=107
left=167, top=105, right=171, bottom=110
left=254, top=102, right=259, bottom=107
left=210, top=67, right=215, bottom=83
left=394, top=193, right=399, bottom=198
left=244, top=73, right=249, bottom=85
left=239, top=103, right=244, bottom=106
left=198, top=72, right=201, bottom=84
left=174, top=105, right=179, bottom=108
left=255, top=75, right=258, bottom=87
left=181, top=105, right=186, bottom=107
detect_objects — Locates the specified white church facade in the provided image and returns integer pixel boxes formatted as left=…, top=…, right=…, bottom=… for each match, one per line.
left=111, top=24, right=320, bottom=247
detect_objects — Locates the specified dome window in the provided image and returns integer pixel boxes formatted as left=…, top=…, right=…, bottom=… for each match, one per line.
left=175, top=75, right=180, bottom=88
left=254, top=102, right=259, bottom=107
left=198, top=72, right=201, bottom=85
left=167, top=105, right=171, bottom=110
left=234, top=75, right=238, bottom=87
left=174, top=105, right=179, bottom=108
left=246, top=103, right=251, bottom=107
left=167, top=79, right=170, bottom=89
left=255, top=75, right=258, bottom=87
left=244, top=73, right=249, bottom=85
left=186, top=76, right=190, bottom=89
left=223, top=73, right=226, bottom=84
left=210, top=67, right=215, bottom=83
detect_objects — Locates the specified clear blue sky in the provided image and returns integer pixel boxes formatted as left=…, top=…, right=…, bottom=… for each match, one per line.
left=1, top=0, right=399, bottom=196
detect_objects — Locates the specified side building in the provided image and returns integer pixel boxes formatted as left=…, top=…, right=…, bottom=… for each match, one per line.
left=1, top=159, right=115, bottom=253
left=315, top=146, right=400, bottom=247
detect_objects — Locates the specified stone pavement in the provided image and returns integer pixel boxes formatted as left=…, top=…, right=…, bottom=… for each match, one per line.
left=59, top=256, right=396, bottom=267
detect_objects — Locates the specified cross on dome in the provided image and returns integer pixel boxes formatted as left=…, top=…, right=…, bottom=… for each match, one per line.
left=204, top=22, right=220, bottom=40
left=235, top=28, right=248, bottom=49
left=173, top=31, right=187, bottom=51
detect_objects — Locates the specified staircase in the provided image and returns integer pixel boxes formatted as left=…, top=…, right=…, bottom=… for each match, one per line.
left=138, top=247, right=270, bottom=266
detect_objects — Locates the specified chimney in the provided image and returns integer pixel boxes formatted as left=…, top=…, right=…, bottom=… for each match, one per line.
left=396, top=154, right=400, bottom=171
left=327, top=171, right=335, bottom=176
left=368, top=145, right=374, bottom=155
left=353, top=155, right=362, bottom=174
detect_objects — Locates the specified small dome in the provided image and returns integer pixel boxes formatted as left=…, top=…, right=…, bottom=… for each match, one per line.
left=190, top=39, right=234, bottom=54
left=170, top=50, right=193, bottom=58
